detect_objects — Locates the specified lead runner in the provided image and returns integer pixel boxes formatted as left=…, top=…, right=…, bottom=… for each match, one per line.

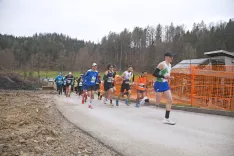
left=152, top=52, right=176, bottom=125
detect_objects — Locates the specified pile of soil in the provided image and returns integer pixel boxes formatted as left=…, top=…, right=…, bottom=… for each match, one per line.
left=0, top=71, right=40, bottom=90
left=0, top=91, right=118, bottom=156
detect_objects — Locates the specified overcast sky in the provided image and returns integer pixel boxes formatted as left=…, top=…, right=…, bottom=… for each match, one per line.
left=0, top=0, right=233, bottom=42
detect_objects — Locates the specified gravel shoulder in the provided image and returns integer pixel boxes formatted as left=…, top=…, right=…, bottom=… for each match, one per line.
left=0, top=90, right=118, bottom=156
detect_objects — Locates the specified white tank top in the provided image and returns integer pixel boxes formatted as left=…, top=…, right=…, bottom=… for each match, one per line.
left=163, top=61, right=171, bottom=74
left=157, top=61, right=171, bottom=82
left=124, top=71, right=132, bottom=82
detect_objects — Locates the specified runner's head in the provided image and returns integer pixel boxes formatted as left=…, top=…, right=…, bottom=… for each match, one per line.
left=107, top=64, right=113, bottom=71
left=68, top=72, right=72, bottom=75
left=59, top=72, right=62, bottom=76
left=92, top=63, right=97, bottom=70
left=164, top=52, right=175, bottom=63
left=142, top=70, right=147, bottom=77
left=80, top=74, right=83, bottom=77
left=128, top=65, right=133, bottom=72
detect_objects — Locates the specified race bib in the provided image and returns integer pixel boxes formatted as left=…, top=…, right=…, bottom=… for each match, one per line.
left=107, top=77, right=112, bottom=83
left=91, top=76, right=96, bottom=83
left=125, top=80, right=130, bottom=84
left=67, top=80, right=71, bottom=83
left=79, top=82, right=82, bottom=86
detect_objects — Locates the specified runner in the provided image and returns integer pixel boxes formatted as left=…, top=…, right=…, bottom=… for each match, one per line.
left=74, top=77, right=78, bottom=95
left=116, top=65, right=133, bottom=106
left=136, top=71, right=149, bottom=107
left=63, top=76, right=67, bottom=96
left=82, top=70, right=88, bottom=104
left=103, top=64, right=115, bottom=107
left=152, top=51, right=176, bottom=125
left=77, top=74, right=83, bottom=97
left=83, top=63, right=99, bottom=109
left=95, top=75, right=101, bottom=100
left=55, top=72, right=63, bottom=95
left=82, top=76, right=87, bottom=104
left=128, top=69, right=135, bottom=104
left=65, top=72, right=74, bottom=97
left=112, top=65, right=117, bottom=97
left=122, top=68, right=134, bottom=99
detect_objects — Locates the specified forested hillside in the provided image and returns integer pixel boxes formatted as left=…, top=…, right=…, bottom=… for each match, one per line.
left=0, top=19, right=234, bottom=73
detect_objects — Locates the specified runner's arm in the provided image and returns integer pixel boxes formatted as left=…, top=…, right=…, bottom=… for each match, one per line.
left=72, top=76, right=75, bottom=85
left=77, top=77, right=80, bottom=84
left=95, top=73, right=99, bottom=83
left=152, top=63, right=165, bottom=78
left=55, top=76, right=58, bottom=83
left=103, top=71, right=108, bottom=81
left=82, top=72, right=88, bottom=84
left=121, top=72, right=126, bottom=80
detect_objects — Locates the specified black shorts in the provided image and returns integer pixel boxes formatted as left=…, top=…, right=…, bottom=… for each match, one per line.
left=137, top=90, right=145, bottom=94
left=95, top=84, right=100, bottom=91
left=57, top=85, right=63, bottom=90
left=66, top=83, right=71, bottom=87
left=120, top=83, right=130, bottom=93
left=78, top=86, right=83, bottom=95
left=86, top=85, right=96, bottom=91
left=104, top=82, right=113, bottom=91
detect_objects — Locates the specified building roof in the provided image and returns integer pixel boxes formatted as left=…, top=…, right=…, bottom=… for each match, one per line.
left=204, top=50, right=234, bottom=58
left=172, top=58, right=209, bottom=69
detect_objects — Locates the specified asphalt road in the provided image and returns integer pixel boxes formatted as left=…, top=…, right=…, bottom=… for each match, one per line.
left=55, top=95, right=234, bottom=156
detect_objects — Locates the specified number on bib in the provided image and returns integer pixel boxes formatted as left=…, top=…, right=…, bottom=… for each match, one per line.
left=107, top=77, right=112, bottom=83
left=91, top=76, right=96, bottom=83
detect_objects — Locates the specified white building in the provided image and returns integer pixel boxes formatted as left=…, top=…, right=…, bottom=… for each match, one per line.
left=172, top=50, right=234, bottom=72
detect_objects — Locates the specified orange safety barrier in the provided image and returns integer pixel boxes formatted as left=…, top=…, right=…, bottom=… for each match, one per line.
left=100, top=65, right=234, bottom=111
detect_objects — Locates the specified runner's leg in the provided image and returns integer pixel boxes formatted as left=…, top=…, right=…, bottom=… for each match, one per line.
left=126, top=89, right=131, bottom=104
left=88, top=88, right=94, bottom=109
left=82, top=90, right=85, bottom=104
left=136, top=91, right=141, bottom=107
left=163, top=90, right=175, bottom=125
left=156, top=92, right=161, bottom=105
left=59, top=85, right=62, bottom=95
left=109, top=88, right=114, bottom=106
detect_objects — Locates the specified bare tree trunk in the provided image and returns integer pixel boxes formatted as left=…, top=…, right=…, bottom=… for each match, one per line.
left=120, top=41, right=123, bottom=72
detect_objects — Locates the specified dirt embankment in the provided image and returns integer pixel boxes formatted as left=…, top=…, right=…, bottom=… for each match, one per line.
left=0, top=71, right=41, bottom=90
left=0, top=90, right=119, bottom=156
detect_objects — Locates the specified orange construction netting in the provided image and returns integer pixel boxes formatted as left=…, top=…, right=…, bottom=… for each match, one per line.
left=100, top=65, right=234, bottom=111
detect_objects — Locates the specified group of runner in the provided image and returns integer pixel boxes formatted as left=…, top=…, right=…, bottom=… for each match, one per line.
left=55, top=52, right=176, bottom=125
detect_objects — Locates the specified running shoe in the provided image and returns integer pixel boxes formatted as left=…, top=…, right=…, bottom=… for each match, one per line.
left=103, top=99, right=107, bottom=104
left=88, top=105, right=93, bottom=109
left=116, top=100, right=119, bottom=106
left=163, top=118, right=176, bottom=125
left=136, top=102, right=140, bottom=108
left=125, top=100, right=129, bottom=106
